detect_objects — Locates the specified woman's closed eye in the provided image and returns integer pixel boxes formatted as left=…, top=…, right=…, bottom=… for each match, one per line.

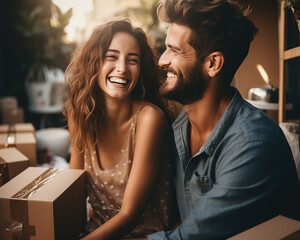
left=105, top=54, right=118, bottom=60
left=128, top=58, right=139, bottom=65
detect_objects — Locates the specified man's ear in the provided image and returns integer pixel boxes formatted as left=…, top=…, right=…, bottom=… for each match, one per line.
left=205, top=52, right=224, bottom=77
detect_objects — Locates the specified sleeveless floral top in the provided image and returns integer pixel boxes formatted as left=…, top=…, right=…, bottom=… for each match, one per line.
left=84, top=102, right=174, bottom=238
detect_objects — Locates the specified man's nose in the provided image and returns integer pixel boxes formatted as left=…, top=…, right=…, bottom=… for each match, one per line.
left=158, top=50, right=170, bottom=68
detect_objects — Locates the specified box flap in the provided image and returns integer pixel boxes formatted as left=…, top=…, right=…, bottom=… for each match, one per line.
left=228, top=215, right=300, bottom=240
left=0, top=167, right=85, bottom=202
left=15, top=123, right=35, bottom=132
left=0, top=147, right=28, bottom=163
left=0, top=123, right=35, bottom=133
left=0, top=167, right=48, bottom=198
left=16, top=133, right=36, bottom=144
left=29, top=168, right=85, bottom=201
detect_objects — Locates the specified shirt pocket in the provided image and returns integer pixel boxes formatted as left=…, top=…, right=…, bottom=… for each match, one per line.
left=194, top=171, right=213, bottom=194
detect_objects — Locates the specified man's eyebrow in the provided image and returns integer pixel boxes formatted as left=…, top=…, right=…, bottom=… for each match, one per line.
left=166, top=43, right=182, bottom=52
left=107, top=49, right=140, bottom=57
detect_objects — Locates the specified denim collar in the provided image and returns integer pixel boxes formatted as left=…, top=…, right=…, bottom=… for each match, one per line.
left=172, top=87, right=244, bottom=159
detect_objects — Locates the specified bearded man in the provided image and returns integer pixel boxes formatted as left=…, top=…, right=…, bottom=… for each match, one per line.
left=145, top=0, right=300, bottom=239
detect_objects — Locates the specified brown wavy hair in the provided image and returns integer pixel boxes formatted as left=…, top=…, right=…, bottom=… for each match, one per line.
left=157, top=0, right=258, bottom=83
left=63, top=19, right=167, bottom=150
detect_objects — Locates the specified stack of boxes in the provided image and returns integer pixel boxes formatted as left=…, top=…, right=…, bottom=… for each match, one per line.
left=0, top=97, right=87, bottom=239
left=0, top=96, right=37, bottom=185
left=0, top=123, right=37, bottom=167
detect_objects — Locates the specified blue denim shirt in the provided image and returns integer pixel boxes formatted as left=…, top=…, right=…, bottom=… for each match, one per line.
left=148, top=88, right=300, bottom=240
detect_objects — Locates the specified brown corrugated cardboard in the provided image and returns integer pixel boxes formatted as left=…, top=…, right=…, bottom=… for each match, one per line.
left=0, top=167, right=87, bottom=240
left=0, top=123, right=35, bottom=134
left=2, top=108, right=24, bottom=124
left=0, top=147, right=29, bottom=186
left=0, top=97, right=18, bottom=112
left=0, top=132, right=37, bottom=166
left=228, top=215, right=300, bottom=240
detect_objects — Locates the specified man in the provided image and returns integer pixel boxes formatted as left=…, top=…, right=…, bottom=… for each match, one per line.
left=146, top=0, right=300, bottom=239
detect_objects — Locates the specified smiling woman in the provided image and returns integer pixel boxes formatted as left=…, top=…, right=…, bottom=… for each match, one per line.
left=63, top=19, right=178, bottom=239
left=98, top=32, right=141, bottom=100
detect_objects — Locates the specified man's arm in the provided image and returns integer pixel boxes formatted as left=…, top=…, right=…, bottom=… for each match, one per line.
left=148, top=139, right=295, bottom=240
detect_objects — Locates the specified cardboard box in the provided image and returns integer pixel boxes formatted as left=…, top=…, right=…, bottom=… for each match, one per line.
left=0, top=97, right=18, bottom=112
left=0, top=132, right=36, bottom=166
left=0, top=97, right=19, bottom=125
left=0, top=147, right=29, bottom=186
left=228, top=215, right=300, bottom=240
left=0, top=167, right=87, bottom=240
left=2, top=108, right=24, bottom=124
left=0, top=123, right=35, bottom=134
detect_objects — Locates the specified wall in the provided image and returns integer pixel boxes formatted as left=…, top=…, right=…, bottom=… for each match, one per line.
left=233, top=0, right=280, bottom=121
left=234, top=0, right=279, bottom=99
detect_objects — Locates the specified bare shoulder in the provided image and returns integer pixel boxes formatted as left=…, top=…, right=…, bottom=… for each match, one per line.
left=137, top=102, right=167, bottom=127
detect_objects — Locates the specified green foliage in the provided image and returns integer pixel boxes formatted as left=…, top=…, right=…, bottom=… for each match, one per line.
left=13, top=0, right=74, bottom=81
left=115, top=0, right=166, bottom=55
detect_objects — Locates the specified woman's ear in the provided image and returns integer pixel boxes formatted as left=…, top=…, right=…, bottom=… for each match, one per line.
left=205, top=52, right=224, bottom=77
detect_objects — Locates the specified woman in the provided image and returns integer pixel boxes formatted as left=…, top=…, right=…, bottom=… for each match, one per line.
left=63, top=19, right=175, bottom=239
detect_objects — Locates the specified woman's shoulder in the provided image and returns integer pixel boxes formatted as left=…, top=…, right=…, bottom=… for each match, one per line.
left=135, top=101, right=167, bottom=126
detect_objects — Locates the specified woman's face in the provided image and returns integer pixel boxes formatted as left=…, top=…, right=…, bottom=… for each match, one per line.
left=98, top=31, right=141, bottom=101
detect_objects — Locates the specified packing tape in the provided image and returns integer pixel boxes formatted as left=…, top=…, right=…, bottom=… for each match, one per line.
left=5, top=168, right=63, bottom=239
left=6, top=200, right=36, bottom=240
left=12, top=168, right=62, bottom=199
left=9, top=124, right=16, bottom=133
left=4, top=132, right=16, bottom=148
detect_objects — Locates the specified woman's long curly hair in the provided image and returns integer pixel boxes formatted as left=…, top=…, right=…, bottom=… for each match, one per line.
left=63, top=19, right=167, bottom=150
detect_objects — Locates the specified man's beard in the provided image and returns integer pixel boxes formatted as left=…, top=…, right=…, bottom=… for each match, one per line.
left=159, top=62, right=209, bottom=105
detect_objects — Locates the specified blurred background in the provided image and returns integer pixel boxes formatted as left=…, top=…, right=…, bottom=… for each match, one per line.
left=0, top=0, right=299, bottom=129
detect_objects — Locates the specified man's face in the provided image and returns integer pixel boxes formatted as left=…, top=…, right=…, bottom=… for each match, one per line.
left=159, top=23, right=209, bottom=105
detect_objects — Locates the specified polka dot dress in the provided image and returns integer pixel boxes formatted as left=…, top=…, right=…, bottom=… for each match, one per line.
left=84, top=102, right=174, bottom=238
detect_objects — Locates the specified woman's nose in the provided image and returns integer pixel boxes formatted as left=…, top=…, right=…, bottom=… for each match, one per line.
left=116, top=59, right=126, bottom=73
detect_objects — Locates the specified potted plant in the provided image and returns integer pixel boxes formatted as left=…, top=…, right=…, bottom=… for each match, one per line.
left=14, top=0, right=73, bottom=110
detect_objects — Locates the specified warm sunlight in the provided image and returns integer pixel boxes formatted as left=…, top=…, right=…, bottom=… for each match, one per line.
left=52, top=0, right=93, bottom=42
left=256, top=64, right=270, bottom=85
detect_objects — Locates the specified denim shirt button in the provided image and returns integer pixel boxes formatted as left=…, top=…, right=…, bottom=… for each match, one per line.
left=209, top=147, right=214, bottom=153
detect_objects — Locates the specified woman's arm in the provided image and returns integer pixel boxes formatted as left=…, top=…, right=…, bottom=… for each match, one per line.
left=68, top=117, right=84, bottom=169
left=69, top=147, right=84, bottom=169
left=81, top=105, right=168, bottom=240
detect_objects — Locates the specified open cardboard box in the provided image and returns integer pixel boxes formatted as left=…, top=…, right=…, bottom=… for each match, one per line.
left=0, top=132, right=36, bottom=166
left=0, top=147, right=29, bottom=186
left=0, top=167, right=87, bottom=240
left=228, top=215, right=300, bottom=240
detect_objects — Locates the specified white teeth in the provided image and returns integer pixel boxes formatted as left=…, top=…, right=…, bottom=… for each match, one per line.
left=167, top=72, right=176, bottom=78
left=109, top=77, right=128, bottom=85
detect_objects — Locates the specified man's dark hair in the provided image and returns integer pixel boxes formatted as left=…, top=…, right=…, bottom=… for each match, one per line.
left=157, top=0, right=258, bottom=82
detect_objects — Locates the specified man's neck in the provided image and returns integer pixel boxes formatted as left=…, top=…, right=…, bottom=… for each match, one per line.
left=184, top=87, right=233, bottom=156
